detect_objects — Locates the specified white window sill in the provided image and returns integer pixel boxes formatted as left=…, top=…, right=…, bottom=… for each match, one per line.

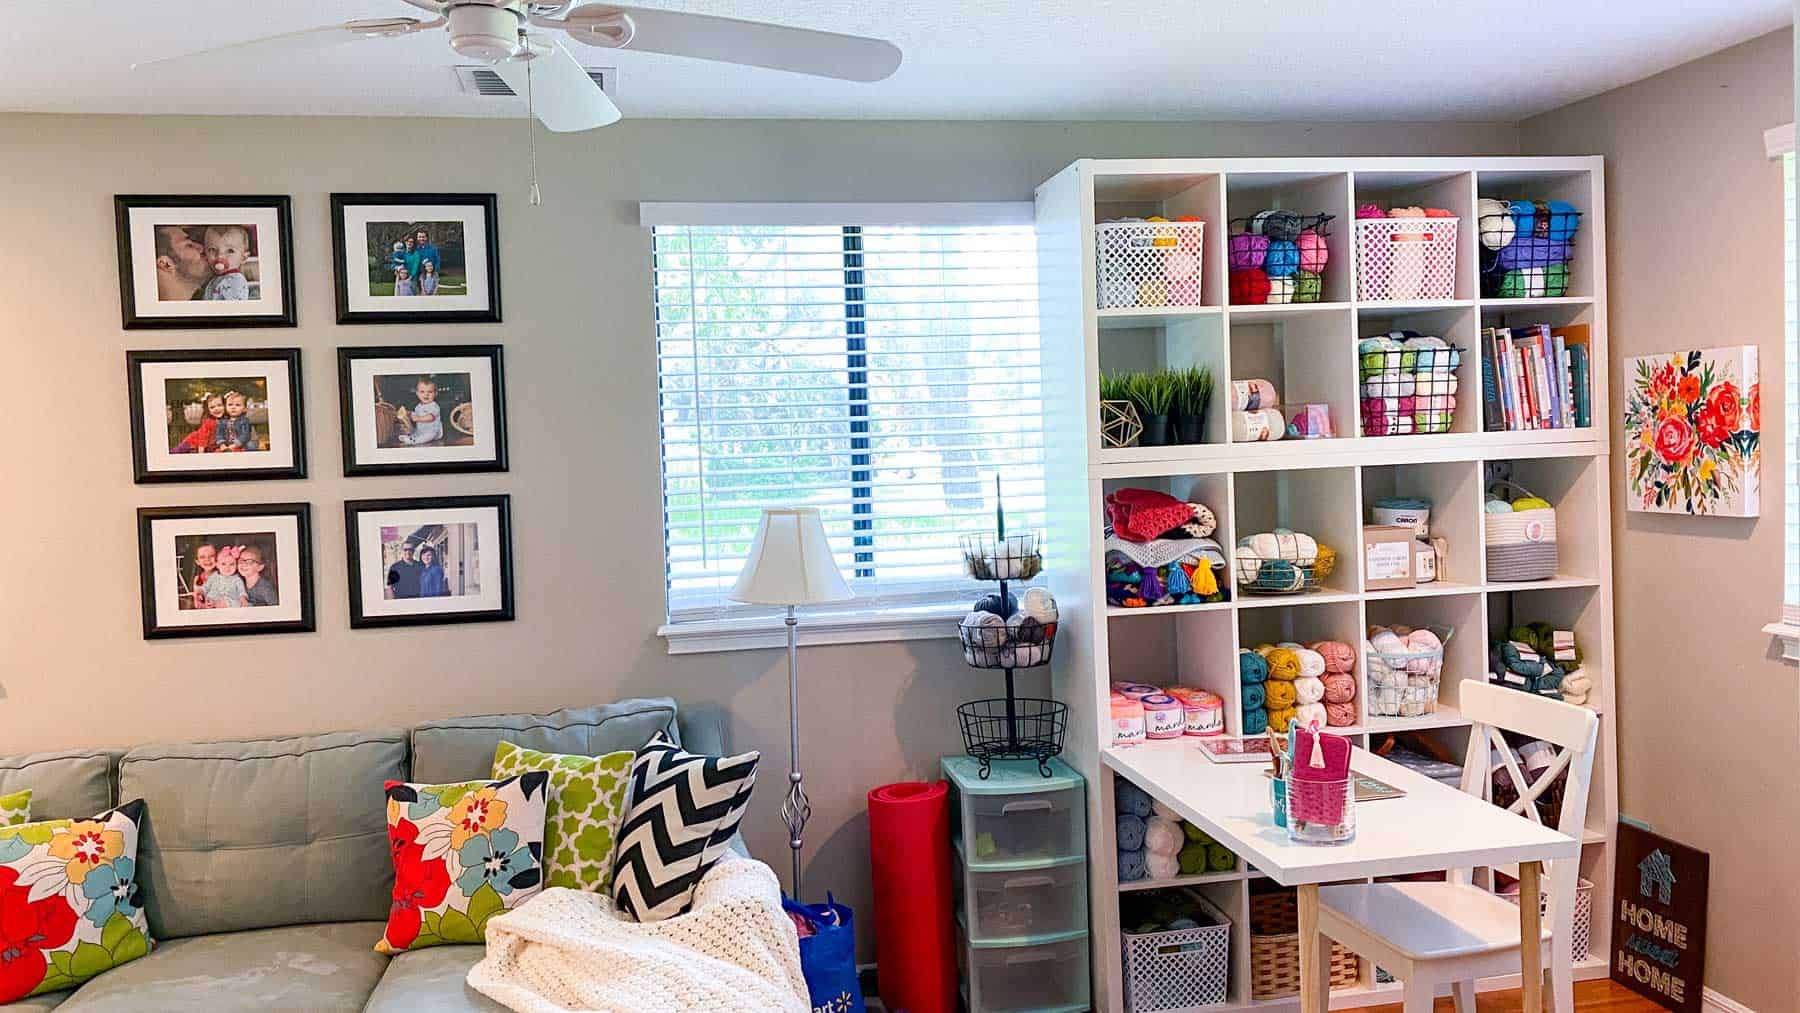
left=1765, top=621, right=1800, bottom=663
left=659, top=602, right=966, bottom=655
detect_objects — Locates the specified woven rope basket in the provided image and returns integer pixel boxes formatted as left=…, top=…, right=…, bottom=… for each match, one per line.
left=1249, top=892, right=1360, bottom=999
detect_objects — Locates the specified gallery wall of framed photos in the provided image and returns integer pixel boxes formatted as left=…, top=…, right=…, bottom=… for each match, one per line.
left=116, top=193, right=514, bottom=640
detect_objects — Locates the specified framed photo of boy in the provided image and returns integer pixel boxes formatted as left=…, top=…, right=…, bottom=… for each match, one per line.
left=345, top=495, right=514, bottom=629
left=137, top=503, right=315, bottom=639
left=127, top=348, right=306, bottom=483
left=331, top=194, right=501, bottom=324
left=114, top=195, right=297, bottom=329
left=337, top=345, right=507, bottom=476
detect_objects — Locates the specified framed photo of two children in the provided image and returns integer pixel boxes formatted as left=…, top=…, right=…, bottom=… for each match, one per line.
left=126, top=348, right=307, bottom=483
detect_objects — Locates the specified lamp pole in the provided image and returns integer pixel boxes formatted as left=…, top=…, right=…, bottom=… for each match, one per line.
left=781, top=604, right=811, bottom=899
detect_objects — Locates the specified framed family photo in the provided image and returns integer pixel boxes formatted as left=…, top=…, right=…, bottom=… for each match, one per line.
left=345, top=495, right=514, bottom=629
left=114, top=195, right=296, bottom=329
left=331, top=193, right=501, bottom=324
left=137, top=503, right=315, bottom=639
left=126, top=348, right=306, bottom=483
left=336, top=345, right=507, bottom=476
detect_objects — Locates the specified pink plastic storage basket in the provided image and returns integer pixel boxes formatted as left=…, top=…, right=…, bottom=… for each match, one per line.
left=1355, top=218, right=1459, bottom=302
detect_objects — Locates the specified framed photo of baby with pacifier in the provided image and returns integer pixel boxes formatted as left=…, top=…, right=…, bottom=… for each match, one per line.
left=336, top=344, right=508, bottom=477
left=114, top=195, right=297, bottom=329
left=330, top=193, right=501, bottom=324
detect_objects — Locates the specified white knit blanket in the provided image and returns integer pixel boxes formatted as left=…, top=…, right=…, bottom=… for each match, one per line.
left=467, top=854, right=809, bottom=1013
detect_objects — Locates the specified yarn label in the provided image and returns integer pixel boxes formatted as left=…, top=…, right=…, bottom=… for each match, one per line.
left=1610, top=824, right=1708, bottom=1013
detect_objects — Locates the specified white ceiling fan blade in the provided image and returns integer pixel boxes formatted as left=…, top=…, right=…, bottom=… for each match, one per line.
left=492, top=37, right=623, bottom=132
left=557, top=5, right=901, bottom=82
left=132, top=18, right=439, bottom=71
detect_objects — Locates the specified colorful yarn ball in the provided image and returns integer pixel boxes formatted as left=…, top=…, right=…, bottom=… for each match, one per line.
left=1310, top=640, right=1356, bottom=673
left=1294, top=648, right=1326, bottom=679
left=1295, top=702, right=1327, bottom=729
left=1265, top=647, right=1302, bottom=681
left=1356, top=203, right=1386, bottom=220
left=1544, top=200, right=1580, bottom=243
left=1229, top=233, right=1269, bottom=270
left=1267, top=707, right=1299, bottom=733
left=1263, top=240, right=1301, bottom=277
left=1249, top=210, right=1275, bottom=235
left=1324, top=701, right=1358, bottom=726
left=1206, top=842, right=1236, bottom=872
left=1116, top=813, right=1147, bottom=852
left=1253, top=643, right=1277, bottom=658
left=1261, top=210, right=1303, bottom=242
left=1144, top=817, right=1184, bottom=857
left=1509, top=200, right=1537, bottom=237
left=1321, top=672, right=1357, bottom=703
left=1165, top=249, right=1199, bottom=281
left=1294, top=676, right=1325, bottom=705
left=1241, top=682, right=1267, bottom=710
left=1296, top=230, right=1329, bottom=273
left=1184, top=822, right=1213, bottom=844
left=1139, top=278, right=1169, bottom=306
left=1263, top=679, right=1298, bottom=710
left=1242, top=707, right=1268, bottom=735
left=1239, top=649, right=1269, bottom=684
left=1115, top=778, right=1155, bottom=817
left=1543, top=262, right=1570, bottom=297
left=1266, top=276, right=1295, bottom=304
left=1477, top=197, right=1515, bottom=250
left=1117, top=848, right=1149, bottom=883
left=1293, top=270, right=1323, bottom=303
left=1178, top=840, right=1210, bottom=875
left=1230, top=269, right=1272, bottom=305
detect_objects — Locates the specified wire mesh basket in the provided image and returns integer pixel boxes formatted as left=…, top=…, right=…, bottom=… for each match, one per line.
left=958, top=697, right=1068, bottom=771
left=1097, top=219, right=1207, bottom=309
left=1227, top=212, right=1333, bottom=305
left=1479, top=200, right=1582, bottom=298
left=960, top=531, right=1043, bottom=581
left=1366, top=625, right=1455, bottom=717
left=1358, top=344, right=1464, bottom=437
left=1233, top=535, right=1337, bottom=595
left=959, top=615, right=1057, bottom=669
left=1355, top=217, right=1459, bottom=302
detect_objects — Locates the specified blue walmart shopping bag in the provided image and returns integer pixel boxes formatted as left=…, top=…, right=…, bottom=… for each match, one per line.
left=783, top=894, right=866, bottom=1013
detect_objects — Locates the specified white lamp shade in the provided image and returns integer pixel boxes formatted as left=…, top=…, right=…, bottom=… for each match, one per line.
left=729, top=507, right=854, bottom=606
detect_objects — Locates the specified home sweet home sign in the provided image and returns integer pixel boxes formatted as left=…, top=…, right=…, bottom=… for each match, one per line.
left=1610, top=824, right=1708, bottom=1012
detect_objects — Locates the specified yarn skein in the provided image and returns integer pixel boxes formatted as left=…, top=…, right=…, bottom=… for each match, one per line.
left=1294, top=676, right=1326, bottom=705
left=1321, top=672, right=1357, bottom=704
left=1267, top=707, right=1299, bottom=733
left=1294, top=647, right=1326, bottom=679
left=1242, top=707, right=1268, bottom=735
left=1265, top=647, right=1302, bottom=681
left=1263, top=679, right=1298, bottom=710
left=1241, top=682, right=1267, bottom=711
left=1294, top=702, right=1327, bottom=729
left=1310, top=640, right=1356, bottom=673
left=1238, top=649, right=1269, bottom=684
left=1324, top=701, right=1358, bottom=726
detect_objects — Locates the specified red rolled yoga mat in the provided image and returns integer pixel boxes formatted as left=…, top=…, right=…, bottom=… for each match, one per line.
left=868, top=780, right=956, bottom=1013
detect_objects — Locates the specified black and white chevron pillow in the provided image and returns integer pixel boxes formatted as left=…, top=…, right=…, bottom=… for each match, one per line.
left=611, top=731, right=759, bottom=922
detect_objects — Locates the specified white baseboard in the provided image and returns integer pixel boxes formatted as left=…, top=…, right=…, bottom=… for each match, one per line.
left=1702, top=986, right=1755, bottom=1013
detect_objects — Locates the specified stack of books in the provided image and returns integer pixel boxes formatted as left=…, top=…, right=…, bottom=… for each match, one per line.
left=1480, top=323, right=1591, bottom=431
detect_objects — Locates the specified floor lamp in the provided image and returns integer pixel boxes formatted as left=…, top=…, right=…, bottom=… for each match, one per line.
left=729, top=506, right=852, bottom=901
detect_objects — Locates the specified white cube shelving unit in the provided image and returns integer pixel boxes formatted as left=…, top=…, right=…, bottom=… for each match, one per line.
left=1034, top=157, right=1618, bottom=1012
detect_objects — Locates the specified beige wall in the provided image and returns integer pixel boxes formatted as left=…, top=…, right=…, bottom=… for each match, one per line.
left=0, top=115, right=1520, bottom=956
left=1522, top=28, right=1797, bottom=1010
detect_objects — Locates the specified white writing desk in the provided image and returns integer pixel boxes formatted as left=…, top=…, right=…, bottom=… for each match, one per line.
left=1104, top=738, right=1578, bottom=1013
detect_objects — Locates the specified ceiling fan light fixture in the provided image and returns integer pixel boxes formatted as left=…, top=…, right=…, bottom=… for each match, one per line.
left=447, top=3, right=524, bottom=61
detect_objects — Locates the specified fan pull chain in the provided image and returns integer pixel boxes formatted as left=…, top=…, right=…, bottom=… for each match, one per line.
left=525, top=49, right=543, bottom=207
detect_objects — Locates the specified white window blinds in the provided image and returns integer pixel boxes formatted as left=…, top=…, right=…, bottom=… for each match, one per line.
left=1784, top=152, right=1798, bottom=624
left=653, top=221, right=1044, bottom=621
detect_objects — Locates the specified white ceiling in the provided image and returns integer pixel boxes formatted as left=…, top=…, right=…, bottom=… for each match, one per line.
left=6, top=1, right=1791, bottom=122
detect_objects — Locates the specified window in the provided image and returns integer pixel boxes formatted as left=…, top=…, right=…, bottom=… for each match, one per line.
left=651, top=210, right=1043, bottom=648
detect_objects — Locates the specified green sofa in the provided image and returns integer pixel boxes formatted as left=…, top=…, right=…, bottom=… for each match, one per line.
left=0, top=697, right=736, bottom=1012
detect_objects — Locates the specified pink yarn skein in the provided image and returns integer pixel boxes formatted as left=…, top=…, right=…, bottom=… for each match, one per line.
left=1296, top=230, right=1329, bottom=273
left=1309, top=640, right=1357, bottom=674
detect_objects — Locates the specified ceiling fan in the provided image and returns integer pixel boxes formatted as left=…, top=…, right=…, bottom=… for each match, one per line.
left=133, top=1, right=903, bottom=133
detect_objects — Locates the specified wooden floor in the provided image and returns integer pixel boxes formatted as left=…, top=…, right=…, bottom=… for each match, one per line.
left=1347, top=980, right=1659, bottom=1013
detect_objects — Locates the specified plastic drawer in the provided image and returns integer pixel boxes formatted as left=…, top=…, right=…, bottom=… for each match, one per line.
left=958, top=927, right=1092, bottom=1012
left=959, top=784, right=1084, bottom=867
left=955, top=847, right=1088, bottom=944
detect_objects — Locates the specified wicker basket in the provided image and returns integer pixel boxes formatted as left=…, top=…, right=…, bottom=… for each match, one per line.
left=1484, top=481, right=1558, bottom=582
left=1249, top=891, right=1360, bottom=999
left=1122, top=890, right=1233, bottom=1012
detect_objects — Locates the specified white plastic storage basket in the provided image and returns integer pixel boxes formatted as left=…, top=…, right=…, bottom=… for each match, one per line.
left=1122, top=891, right=1232, bottom=1012
left=1500, top=877, right=1595, bottom=960
left=1355, top=217, right=1459, bottom=302
left=1484, top=481, right=1558, bottom=582
left=1097, top=220, right=1207, bottom=310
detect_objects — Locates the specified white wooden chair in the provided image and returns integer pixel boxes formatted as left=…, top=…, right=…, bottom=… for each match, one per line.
left=1315, top=680, right=1599, bottom=1013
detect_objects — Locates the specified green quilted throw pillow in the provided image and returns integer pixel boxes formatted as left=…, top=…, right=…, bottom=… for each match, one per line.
left=492, top=742, right=634, bottom=893
left=0, top=789, right=29, bottom=827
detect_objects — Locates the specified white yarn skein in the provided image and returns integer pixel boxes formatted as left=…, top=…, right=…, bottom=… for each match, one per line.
left=1294, top=703, right=1328, bottom=729
left=1021, top=587, right=1060, bottom=623
left=1478, top=198, right=1516, bottom=250
left=1294, top=676, right=1326, bottom=705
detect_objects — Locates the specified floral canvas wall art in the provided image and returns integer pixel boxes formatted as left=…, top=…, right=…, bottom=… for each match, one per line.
left=1624, top=346, right=1760, bottom=516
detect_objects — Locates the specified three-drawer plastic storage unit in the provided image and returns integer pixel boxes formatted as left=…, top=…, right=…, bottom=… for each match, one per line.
left=942, top=756, right=1091, bottom=1012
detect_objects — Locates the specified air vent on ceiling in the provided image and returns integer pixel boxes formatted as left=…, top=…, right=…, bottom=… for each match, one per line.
left=454, top=65, right=614, bottom=97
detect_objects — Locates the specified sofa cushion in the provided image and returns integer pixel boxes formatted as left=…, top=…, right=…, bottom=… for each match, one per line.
left=0, top=751, right=114, bottom=820
left=1, top=787, right=29, bottom=825
left=363, top=944, right=506, bottom=1013
left=409, top=699, right=682, bottom=784
left=490, top=742, right=635, bottom=893
left=612, top=731, right=759, bottom=922
left=8, top=990, right=71, bottom=1011
left=119, top=730, right=407, bottom=939
left=50, top=921, right=389, bottom=1012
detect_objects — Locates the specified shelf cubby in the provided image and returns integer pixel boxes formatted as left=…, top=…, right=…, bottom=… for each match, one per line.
left=1231, top=466, right=1361, bottom=595
left=1365, top=590, right=1487, bottom=723
left=1356, top=304, right=1483, bottom=439
left=1475, top=169, right=1599, bottom=304
left=1483, top=454, right=1603, bottom=585
left=1095, top=170, right=1227, bottom=310
left=1097, top=311, right=1229, bottom=448
left=1351, top=169, right=1479, bottom=304
left=1358, top=459, right=1483, bottom=587
left=1229, top=305, right=1355, bottom=445
left=1224, top=170, right=1354, bottom=306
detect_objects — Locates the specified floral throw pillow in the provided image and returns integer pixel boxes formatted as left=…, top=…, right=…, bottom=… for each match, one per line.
left=376, top=772, right=549, bottom=954
left=0, top=800, right=153, bottom=1003
left=0, top=789, right=29, bottom=827
left=490, top=742, right=634, bottom=894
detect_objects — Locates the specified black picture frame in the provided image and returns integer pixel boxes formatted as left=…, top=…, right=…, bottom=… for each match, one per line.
left=330, top=193, right=502, bottom=324
left=336, top=344, right=508, bottom=477
left=126, top=348, right=307, bottom=483
left=114, top=195, right=297, bottom=329
left=345, top=494, right=515, bottom=629
left=137, top=502, right=315, bottom=639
